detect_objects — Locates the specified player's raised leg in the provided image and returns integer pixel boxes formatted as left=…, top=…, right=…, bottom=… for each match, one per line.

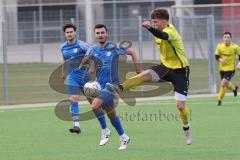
left=107, top=67, right=167, bottom=93
left=120, top=70, right=151, bottom=91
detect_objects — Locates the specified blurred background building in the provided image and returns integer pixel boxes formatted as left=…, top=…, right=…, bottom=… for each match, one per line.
left=1, top=0, right=240, bottom=105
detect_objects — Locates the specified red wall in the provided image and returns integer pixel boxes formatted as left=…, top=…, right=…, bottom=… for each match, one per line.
left=222, top=0, right=240, bottom=36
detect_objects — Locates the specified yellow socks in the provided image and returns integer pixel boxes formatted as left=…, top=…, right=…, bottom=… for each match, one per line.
left=227, top=82, right=235, bottom=91
left=179, top=106, right=190, bottom=127
left=218, top=86, right=226, bottom=101
left=121, top=74, right=145, bottom=90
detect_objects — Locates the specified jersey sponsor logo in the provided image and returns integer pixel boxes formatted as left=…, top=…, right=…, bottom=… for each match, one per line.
left=73, top=48, right=78, bottom=53
left=106, top=52, right=112, bottom=56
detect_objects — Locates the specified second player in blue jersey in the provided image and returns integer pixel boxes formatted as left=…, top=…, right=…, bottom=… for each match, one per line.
left=60, top=24, right=91, bottom=134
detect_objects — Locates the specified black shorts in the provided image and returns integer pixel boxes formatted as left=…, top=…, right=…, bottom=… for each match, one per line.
left=220, top=71, right=235, bottom=81
left=151, top=64, right=190, bottom=96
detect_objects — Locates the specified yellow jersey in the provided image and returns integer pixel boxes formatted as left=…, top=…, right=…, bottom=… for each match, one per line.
left=215, top=43, right=240, bottom=71
left=155, top=24, right=189, bottom=69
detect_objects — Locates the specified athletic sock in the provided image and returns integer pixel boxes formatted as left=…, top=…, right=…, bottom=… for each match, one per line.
left=96, top=111, right=107, bottom=129
left=179, top=106, right=190, bottom=127
left=218, top=86, right=226, bottom=101
left=71, top=102, right=79, bottom=115
left=121, top=74, right=145, bottom=90
left=110, top=117, right=124, bottom=136
left=227, top=82, right=235, bottom=91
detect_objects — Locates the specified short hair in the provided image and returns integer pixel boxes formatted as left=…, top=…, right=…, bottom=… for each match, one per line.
left=63, top=24, right=76, bottom=32
left=223, top=32, right=232, bottom=38
left=150, top=8, right=169, bottom=21
left=94, top=24, right=108, bottom=32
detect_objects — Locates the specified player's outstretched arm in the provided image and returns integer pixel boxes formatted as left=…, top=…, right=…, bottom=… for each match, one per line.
left=127, top=48, right=142, bottom=74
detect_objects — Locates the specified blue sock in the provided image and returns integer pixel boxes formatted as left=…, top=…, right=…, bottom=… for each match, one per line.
left=71, top=102, right=79, bottom=116
left=96, top=112, right=107, bottom=129
left=111, top=117, right=124, bottom=136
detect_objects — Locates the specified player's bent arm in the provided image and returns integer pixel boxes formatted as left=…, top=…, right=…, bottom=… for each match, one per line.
left=215, top=54, right=226, bottom=62
left=61, top=58, right=67, bottom=80
left=88, top=59, right=96, bottom=80
left=79, top=47, right=94, bottom=69
left=237, top=47, right=240, bottom=70
left=127, top=48, right=142, bottom=74
left=236, top=55, right=240, bottom=71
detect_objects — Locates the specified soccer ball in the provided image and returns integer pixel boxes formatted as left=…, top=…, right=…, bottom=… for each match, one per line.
left=83, top=81, right=101, bottom=98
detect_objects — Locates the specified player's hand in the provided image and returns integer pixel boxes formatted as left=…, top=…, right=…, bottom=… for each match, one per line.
left=236, top=62, right=240, bottom=71
left=142, top=18, right=151, bottom=29
left=79, top=56, right=89, bottom=69
left=219, top=57, right=226, bottom=62
left=61, top=73, right=66, bottom=80
left=136, top=69, right=142, bottom=74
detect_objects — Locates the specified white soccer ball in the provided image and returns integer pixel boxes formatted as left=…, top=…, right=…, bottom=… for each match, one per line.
left=83, top=81, right=101, bottom=98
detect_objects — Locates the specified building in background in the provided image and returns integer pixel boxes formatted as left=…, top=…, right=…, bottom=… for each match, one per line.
left=4, top=0, right=175, bottom=45
left=2, top=0, right=240, bottom=45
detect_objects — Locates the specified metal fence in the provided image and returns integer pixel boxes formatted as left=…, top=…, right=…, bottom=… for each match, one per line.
left=171, top=3, right=240, bottom=93
left=1, top=2, right=240, bottom=105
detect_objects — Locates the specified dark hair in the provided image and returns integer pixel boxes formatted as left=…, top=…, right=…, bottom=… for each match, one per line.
left=150, top=8, right=169, bottom=21
left=63, top=24, right=76, bottom=32
left=94, top=24, right=108, bottom=32
left=223, top=32, right=232, bottom=38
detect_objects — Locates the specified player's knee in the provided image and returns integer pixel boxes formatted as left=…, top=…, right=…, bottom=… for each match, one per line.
left=221, top=79, right=229, bottom=87
left=106, top=108, right=116, bottom=120
left=176, top=101, right=185, bottom=110
left=69, top=95, right=79, bottom=102
left=143, top=70, right=156, bottom=81
left=92, top=98, right=102, bottom=110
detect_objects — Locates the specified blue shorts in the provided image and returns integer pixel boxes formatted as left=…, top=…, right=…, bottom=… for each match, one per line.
left=65, top=74, right=90, bottom=95
left=98, top=88, right=117, bottom=108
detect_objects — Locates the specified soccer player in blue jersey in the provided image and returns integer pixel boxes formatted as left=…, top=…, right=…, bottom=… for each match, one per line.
left=83, top=24, right=141, bottom=150
left=60, top=24, right=91, bottom=134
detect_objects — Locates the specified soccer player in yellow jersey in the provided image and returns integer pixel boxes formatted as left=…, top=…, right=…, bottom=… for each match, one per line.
left=215, top=32, right=240, bottom=106
left=107, top=8, right=192, bottom=145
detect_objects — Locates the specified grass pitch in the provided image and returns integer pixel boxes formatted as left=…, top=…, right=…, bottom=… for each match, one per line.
left=0, top=96, right=239, bottom=160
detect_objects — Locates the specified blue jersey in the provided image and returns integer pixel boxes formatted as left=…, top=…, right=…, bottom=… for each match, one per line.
left=90, top=42, right=128, bottom=89
left=61, top=39, right=90, bottom=85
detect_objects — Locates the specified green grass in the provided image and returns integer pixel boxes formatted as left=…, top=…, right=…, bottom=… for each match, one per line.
left=0, top=63, right=66, bottom=105
left=0, top=96, right=240, bottom=160
left=0, top=60, right=240, bottom=104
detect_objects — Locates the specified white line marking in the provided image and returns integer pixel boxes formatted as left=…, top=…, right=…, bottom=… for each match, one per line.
left=0, top=93, right=238, bottom=110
